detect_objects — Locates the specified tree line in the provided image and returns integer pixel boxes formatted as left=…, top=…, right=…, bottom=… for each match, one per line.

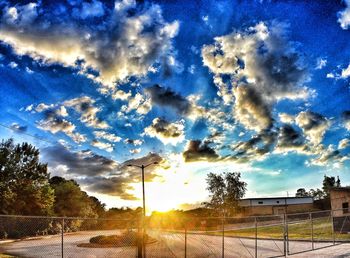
left=0, top=139, right=105, bottom=218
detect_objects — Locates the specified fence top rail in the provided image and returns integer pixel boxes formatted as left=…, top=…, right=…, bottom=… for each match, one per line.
left=1, top=208, right=348, bottom=221
left=0, top=214, right=139, bottom=221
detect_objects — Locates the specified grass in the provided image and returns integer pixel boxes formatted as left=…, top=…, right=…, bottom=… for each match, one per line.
left=207, top=217, right=350, bottom=241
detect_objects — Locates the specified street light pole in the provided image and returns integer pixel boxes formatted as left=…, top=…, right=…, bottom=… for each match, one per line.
left=127, top=162, right=158, bottom=258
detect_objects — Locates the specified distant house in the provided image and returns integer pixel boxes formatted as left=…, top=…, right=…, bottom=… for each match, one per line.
left=330, top=187, right=350, bottom=232
left=238, top=197, right=314, bottom=216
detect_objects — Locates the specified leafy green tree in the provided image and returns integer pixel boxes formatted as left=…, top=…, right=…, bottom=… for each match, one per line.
left=204, top=172, right=247, bottom=216
left=49, top=176, right=98, bottom=218
left=295, top=188, right=309, bottom=197
left=0, top=139, right=54, bottom=215
left=308, top=188, right=325, bottom=200
left=322, top=175, right=337, bottom=197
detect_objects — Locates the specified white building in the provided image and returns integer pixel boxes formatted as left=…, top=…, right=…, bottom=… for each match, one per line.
left=238, top=197, right=314, bottom=216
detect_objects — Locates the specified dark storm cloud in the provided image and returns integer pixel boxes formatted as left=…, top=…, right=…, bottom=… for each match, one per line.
left=43, top=144, right=117, bottom=177
left=230, top=130, right=277, bottom=162
left=79, top=176, right=138, bottom=200
left=183, top=140, right=219, bottom=162
left=43, top=144, right=165, bottom=200
left=145, top=84, right=191, bottom=115
left=277, top=125, right=305, bottom=148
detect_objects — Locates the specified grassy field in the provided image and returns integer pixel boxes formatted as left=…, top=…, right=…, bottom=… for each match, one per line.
left=208, top=217, right=350, bottom=241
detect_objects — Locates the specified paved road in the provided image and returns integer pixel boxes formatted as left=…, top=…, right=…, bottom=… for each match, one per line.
left=1, top=230, right=350, bottom=257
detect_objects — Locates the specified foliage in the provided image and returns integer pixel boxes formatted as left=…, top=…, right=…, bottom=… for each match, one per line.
left=0, top=139, right=54, bottom=215
left=204, top=172, right=247, bottom=216
left=295, top=175, right=342, bottom=201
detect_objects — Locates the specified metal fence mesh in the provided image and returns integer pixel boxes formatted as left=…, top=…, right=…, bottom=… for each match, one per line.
left=1, top=210, right=349, bottom=258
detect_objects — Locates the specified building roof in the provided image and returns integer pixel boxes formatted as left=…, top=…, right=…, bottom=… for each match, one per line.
left=330, top=187, right=350, bottom=192
left=240, top=197, right=312, bottom=201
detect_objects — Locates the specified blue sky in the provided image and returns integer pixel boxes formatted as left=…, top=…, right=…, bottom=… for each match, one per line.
left=1, top=0, right=350, bottom=211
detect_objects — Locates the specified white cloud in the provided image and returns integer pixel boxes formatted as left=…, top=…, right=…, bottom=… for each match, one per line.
left=341, top=64, right=350, bottom=78
left=130, top=148, right=141, bottom=154
left=295, top=111, right=330, bottom=145
left=93, top=130, right=122, bottom=142
left=144, top=118, right=185, bottom=145
left=338, top=138, right=350, bottom=149
left=91, top=139, right=113, bottom=152
left=0, top=1, right=180, bottom=88
left=278, top=113, right=295, bottom=124
left=64, top=96, right=109, bottom=129
left=338, top=0, right=350, bottom=29
left=38, top=116, right=86, bottom=143
left=202, top=22, right=309, bottom=132
left=316, top=58, right=327, bottom=70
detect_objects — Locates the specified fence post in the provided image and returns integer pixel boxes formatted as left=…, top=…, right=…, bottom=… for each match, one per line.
left=283, top=214, right=286, bottom=257
left=255, top=217, right=257, bottom=258
left=137, top=219, right=142, bottom=258
left=222, top=216, right=225, bottom=258
left=310, top=213, right=314, bottom=250
left=184, top=226, right=187, bottom=258
left=284, top=213, right=289, bottom=255
left=61, top=218, right=64, bottom=258
left=331, top=210, right=335, bottom=245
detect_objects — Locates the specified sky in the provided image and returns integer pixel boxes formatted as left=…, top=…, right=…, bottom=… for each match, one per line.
left=1, top=0, right=350, bottom=213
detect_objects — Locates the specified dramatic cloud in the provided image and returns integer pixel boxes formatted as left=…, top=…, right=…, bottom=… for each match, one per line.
left=9, top=123, right=27, bottom=133
left=338, top=0, right=350, bottom=29
left=233, top=86, right=272, bottom=132
left=342, top=111, right=350, bottom=130
left=80, top=176, right=138, bottom=200
left=91, top=139, right=113, bottom=152
left=202, top=22, right=309, bottom=132
left=0, top=0, right=180, bottom=87
left=145, top=84, right=191, bottom=115
left=278, top=113, right=295, bottom=124
left=124, top=138, right=143, bottom=146
left=338, top=138, right=350, bottom=149
left=275, top=125, right=308, bottom=154
left=44, top=145, right=165, bottom=200
left=64, top=96, right=109, bottom=129
left=309, top=145, right=348, bottom=167
left=183, top=140, right=219, bottom=162
left=295, top=111, right=330, bottom=145
left=37, top=108, right=86, bottom=143
left=43, top=144, right=118, bottom=177
left=83, top=153, right=165, bottom=200
left=144, top=117, right=185, bottom=145
left=231, top=130, right=277, bottom=162
left=93, top=130, right=121, bottom=142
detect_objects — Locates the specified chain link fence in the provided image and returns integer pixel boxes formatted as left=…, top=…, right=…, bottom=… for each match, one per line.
left=1, top=209, right=349, bottom=257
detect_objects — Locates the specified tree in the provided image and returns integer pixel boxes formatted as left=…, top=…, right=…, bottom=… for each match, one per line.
left=204, top=172, right=247, bottom=216
left=295, top=188, right=309, bottom=197
left=322, top=175, right=337, bottom=197
left=0, top=139, right=54, bottom=215
left=49, top=176, right=99, bottom=218
left=308, top=188, right=325, bottom=200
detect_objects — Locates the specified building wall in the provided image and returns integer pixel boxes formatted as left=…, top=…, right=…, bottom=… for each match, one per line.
left=242, top=203, right=314, bottom=216
left=239, top=197, right=313, bottom=207
left=330, top=190, right=350, bottom=217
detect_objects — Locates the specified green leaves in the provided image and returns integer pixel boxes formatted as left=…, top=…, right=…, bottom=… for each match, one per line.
left=205, top=172, right=247, bottom=216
